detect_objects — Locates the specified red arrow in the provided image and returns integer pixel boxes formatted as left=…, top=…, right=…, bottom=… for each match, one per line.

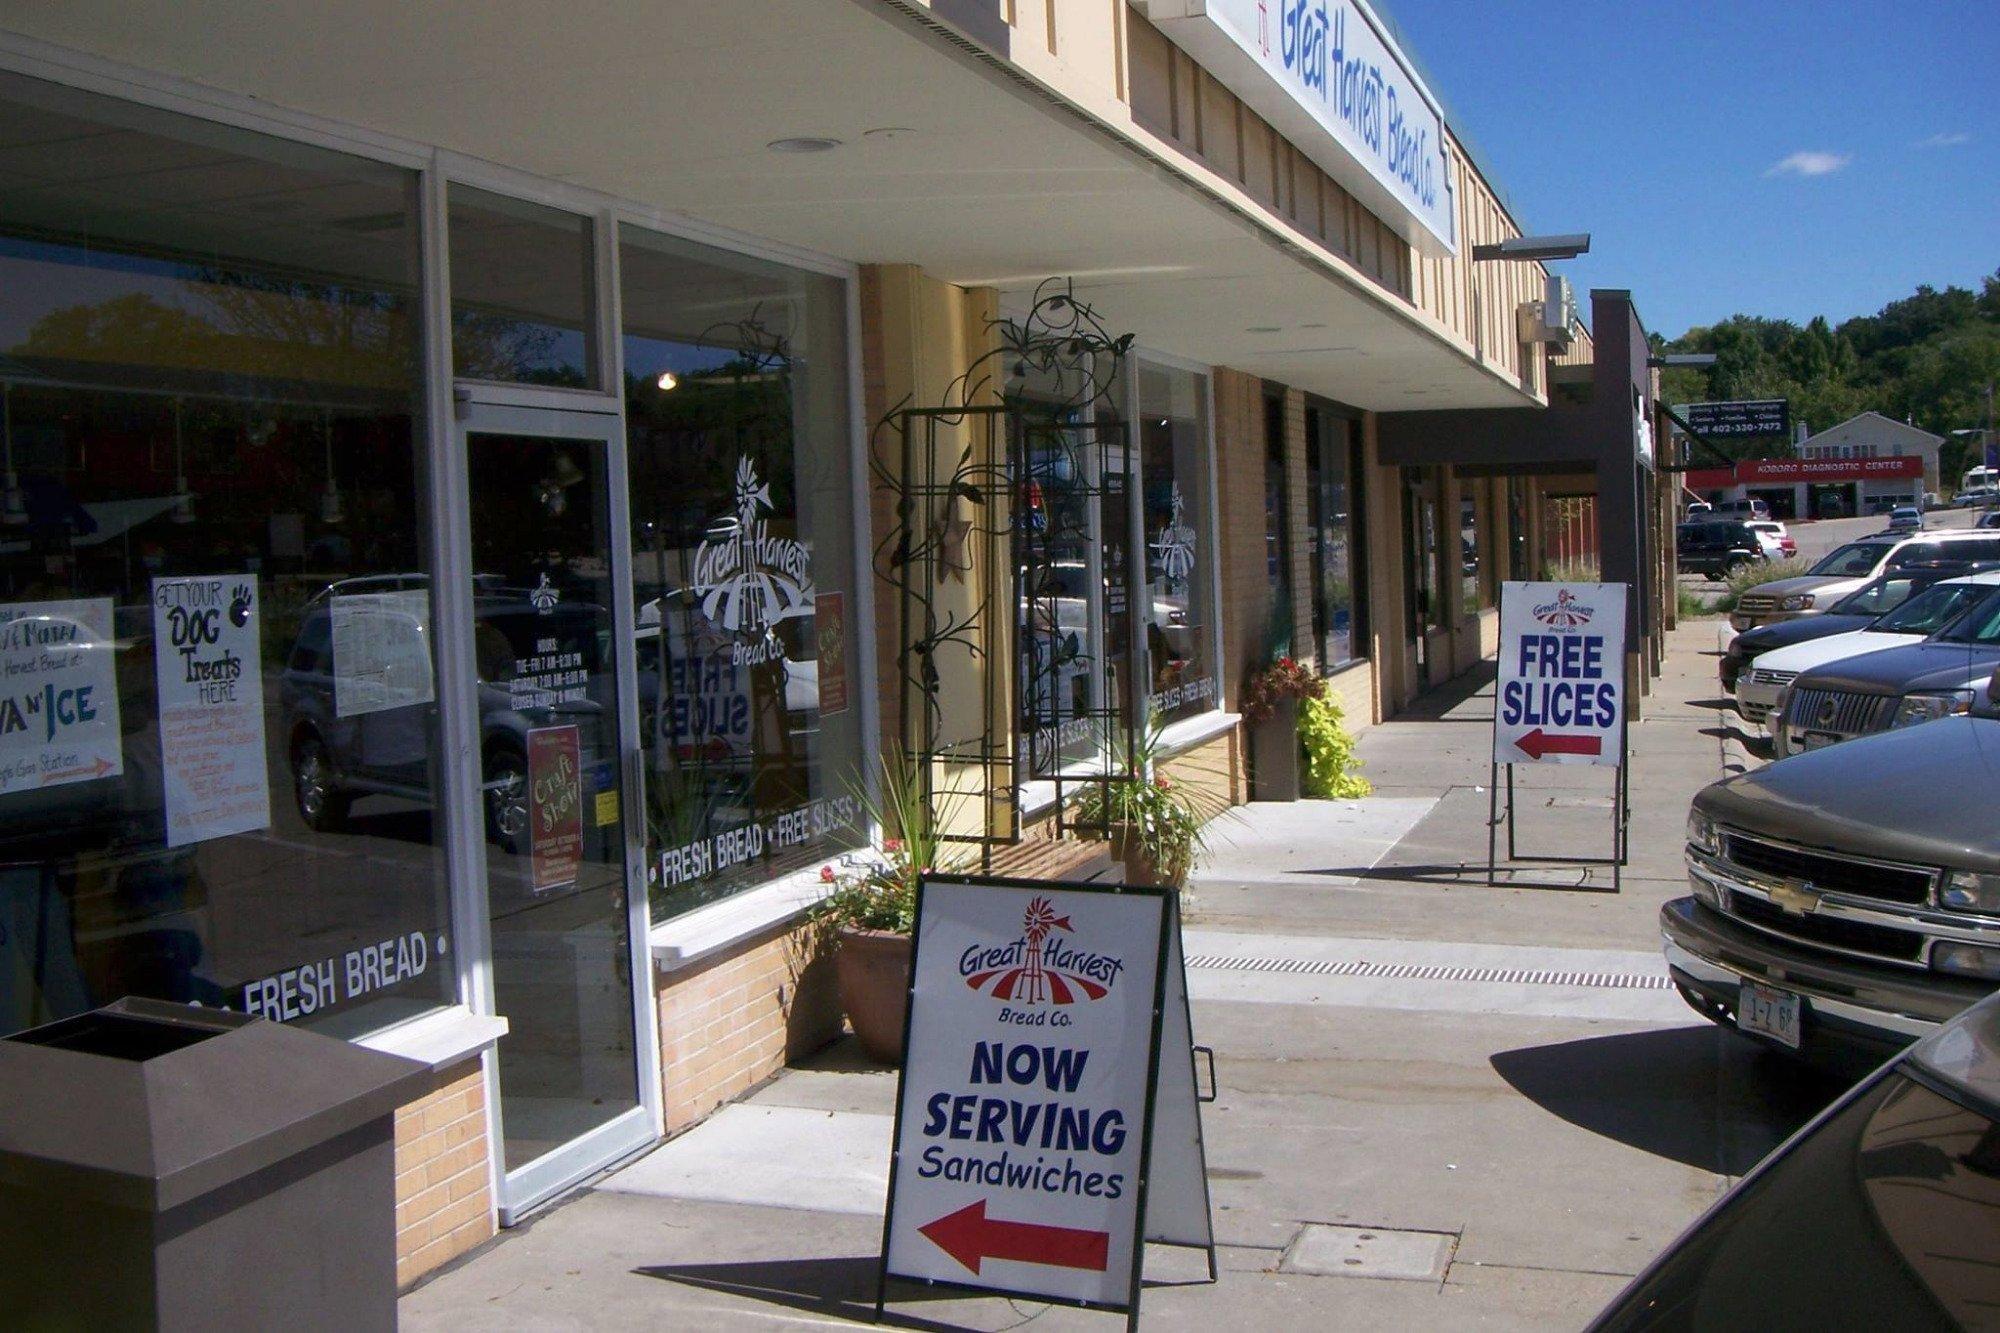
left=918, top=1199, right=1109, bottom=1275
left=42, top=756, right=114, bottom=784
left=1515, top=728, right=1602, bottom=760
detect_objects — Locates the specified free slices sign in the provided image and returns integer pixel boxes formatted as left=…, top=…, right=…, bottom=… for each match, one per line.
left=882, top=878, right=1169, bottom=1309
left=1494, top=582, right=1628, bottom=768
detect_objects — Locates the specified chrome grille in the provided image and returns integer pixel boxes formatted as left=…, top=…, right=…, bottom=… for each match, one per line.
left=1730, top=896, right=1926, bottom=964
left=1736, top=594, right=1777, bottom=614
left=1750, top=668, right=1797, bottom=687
left=1720, top=832, right=1934, bottom=906
left=1783, top=686, right=1893, bottom=738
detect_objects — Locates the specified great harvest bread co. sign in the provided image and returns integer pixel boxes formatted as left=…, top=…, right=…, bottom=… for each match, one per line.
left=1140, top=0, right=1457, bottom=255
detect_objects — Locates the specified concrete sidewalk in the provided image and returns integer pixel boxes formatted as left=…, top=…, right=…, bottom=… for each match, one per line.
left=402, top=619, right=1836, bottom=1331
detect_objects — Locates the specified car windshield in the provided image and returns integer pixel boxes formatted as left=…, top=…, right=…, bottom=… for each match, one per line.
left=1876, top=582, right=1993, bottom=634
left=1810, top=541, right=1892, bottom=577
left=1830, top=574, right=1930, bottom=617
left=1591, top=1072, right=1996, bottom=1333
left=1938, top=589, right=2000, bottom=645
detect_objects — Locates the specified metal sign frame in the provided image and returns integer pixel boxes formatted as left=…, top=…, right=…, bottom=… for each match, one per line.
left=1485, top=582, right=1632, bottom=890
left=872, top=872, right=1214, bottom=1329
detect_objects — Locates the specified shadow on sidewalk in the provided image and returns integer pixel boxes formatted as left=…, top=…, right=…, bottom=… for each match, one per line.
left=636, top=1256, right=966, bottom=1330
left=1390, top=661, right=1497, bottom=722
left=1490, top=1026, right=1849, bottom=1175
left=1299, top=862, right=1621, bottom=894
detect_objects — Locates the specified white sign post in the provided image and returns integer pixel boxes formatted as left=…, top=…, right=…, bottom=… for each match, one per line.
left=877, top=875, right=1213, bottom=1327
left=1490, top=581, right=1630, bottom=887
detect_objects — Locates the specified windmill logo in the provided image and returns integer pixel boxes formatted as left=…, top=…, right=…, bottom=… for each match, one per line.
left=959, top=896, right=1125, bottom=1006
left=691, top=457, right=815, bottom=643
left=1532, top=588, right=1595, bottom=628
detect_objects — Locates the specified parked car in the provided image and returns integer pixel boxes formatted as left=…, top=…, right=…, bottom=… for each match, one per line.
left=1886, top=505, right=1924, bottom=534
left=1980, top=510, right=2000, bottom=529
left=1770, top=581, right=2000, bottom=757
left=1682, top=500, right=1713, bottom=520
left=1666, top=670, right=2000, bottom=1073
left=1718, top=563, right=1988, bottom=699
left=1676, top=521, right=1766, bottom=581
left=1729, top=529, right=2000, bottom=631
left=1744, top=519, right=1797, bottom=560
left=1709, top=497, right=1771, bottom=521
left=1589, top=988, right=2000, bottom=1331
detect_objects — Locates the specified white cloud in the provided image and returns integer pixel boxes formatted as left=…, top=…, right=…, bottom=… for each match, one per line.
left=1915, top=132, right=1971, bottom=149
left=1764, top=150, right=1852, bottom=178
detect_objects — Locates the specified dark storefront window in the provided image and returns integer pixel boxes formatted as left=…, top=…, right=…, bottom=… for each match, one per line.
left=1139, top=363, right=1215, bottom=724
left=0, top=72, right=450, bottom=1037
left=619, top=224, right=862, bottom=919
left=1263, top=394, right=1292, bottom=658
left=1508, top=478, right=1530, bottom=581
left=1460, top=479, right=1482, bottom=616
left=1306, top=406, right=1363, bottom=670
left=449, top=185, right=597, bottom=388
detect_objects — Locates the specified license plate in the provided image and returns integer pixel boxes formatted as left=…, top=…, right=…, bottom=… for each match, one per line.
left=1799, top=730, right=1842, bottom=752
left=1739, top=981, right=1802, bottom=1049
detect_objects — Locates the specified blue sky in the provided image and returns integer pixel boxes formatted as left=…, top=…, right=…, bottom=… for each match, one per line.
left=1380, top=0, right=2000, bottom=338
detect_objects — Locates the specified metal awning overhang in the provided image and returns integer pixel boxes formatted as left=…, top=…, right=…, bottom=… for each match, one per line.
left=2, top=0, right=1534, bottom=413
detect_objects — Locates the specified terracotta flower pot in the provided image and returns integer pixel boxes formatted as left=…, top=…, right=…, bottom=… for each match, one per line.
left=834, top=926, right=913, bottom=1065
left=1110, top=826, right=1186, bottom=889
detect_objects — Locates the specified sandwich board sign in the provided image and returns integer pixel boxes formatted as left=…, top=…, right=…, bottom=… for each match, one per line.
left=877, top=874, right=1214, bottom=1326
left=1494, top=581, right=1627, bottom=767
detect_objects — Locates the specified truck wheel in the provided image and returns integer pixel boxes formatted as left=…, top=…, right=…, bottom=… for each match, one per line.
left=292, top=733, right=351, bottom=832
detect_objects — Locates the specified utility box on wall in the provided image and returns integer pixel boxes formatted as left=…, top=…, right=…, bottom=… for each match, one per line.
left=0, top=997, right=431, bottom=1331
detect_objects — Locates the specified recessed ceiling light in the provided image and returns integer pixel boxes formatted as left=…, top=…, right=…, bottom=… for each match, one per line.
left=863, top=127, right=917, bottom=141
left=1245, top=325, right=1282, bottom=333
left=656, top=371, right=679, bottom=391
left=1301, top=322, right=1327, bottom=329
left=767, top=136, right=842, bottom=154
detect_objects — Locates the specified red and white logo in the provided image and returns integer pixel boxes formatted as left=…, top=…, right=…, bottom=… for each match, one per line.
left=958, top=896, right=1125, bottom=1005
left=1531, top=588, right=1595, bottom=628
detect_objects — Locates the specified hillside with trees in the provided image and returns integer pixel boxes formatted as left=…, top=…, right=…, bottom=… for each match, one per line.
left=1655, top=268, right=2000, bottom=481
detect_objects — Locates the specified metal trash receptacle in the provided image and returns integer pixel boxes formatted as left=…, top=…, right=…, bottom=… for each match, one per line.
left=0, top=996, right=433, bottom=1331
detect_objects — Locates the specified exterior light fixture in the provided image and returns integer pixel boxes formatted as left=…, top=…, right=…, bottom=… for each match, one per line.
left=1648, top=353, right=1718, bottom=369
left=1471, top=233, right=1591, bottom=262
left=766, top=136, right=842, bottom=154
left=656, top=370, right=679, bottom=392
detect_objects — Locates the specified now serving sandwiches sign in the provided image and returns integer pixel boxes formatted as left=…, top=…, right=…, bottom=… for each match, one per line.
left=880, top=876, right=1177, bottom=1313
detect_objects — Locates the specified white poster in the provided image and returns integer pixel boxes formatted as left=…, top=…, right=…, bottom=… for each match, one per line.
left=153, top=575, right=270, bottom=847
left=884, top=877, right=1167, bottom=1309
left=332, top=588, right=435, bottom=718
left=1494, top=581, right=1629, bottom=768
left=0, top=597, right=123, bottom=796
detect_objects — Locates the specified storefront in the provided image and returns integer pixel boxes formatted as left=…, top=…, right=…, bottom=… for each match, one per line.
left=0, top=65, right=873, bottom=1256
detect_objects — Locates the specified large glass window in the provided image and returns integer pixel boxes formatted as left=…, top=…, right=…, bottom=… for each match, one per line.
left=1138, top=363, right=1215, bottom=725
left=1306, top=406, right=1362, bottom=670
left=618, top=224, right=862, bottom=918
left=1459, top=478, right=1482, bottom=617
left=1262, top=394, right=1294, bottom=661
left=0, top=73, right=450, bottom=1038
left=449, top=185, right=596, bottom=388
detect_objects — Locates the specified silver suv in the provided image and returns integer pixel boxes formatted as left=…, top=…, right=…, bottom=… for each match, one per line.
left=1730, top=529, right=2000, bottom=631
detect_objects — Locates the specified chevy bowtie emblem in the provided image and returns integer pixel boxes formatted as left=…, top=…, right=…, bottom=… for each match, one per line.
left=1769, top=881, right=1820, bottom=916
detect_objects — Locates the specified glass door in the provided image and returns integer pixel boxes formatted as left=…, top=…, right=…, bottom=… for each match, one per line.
left=456, top=397, right=655, bottom=1221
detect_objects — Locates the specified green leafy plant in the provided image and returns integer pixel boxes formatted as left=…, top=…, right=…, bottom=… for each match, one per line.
left=1071, top=719, right=1230, bottom=885
left=810, top=742, right=966, bottom=936
left=1677, top=586, right=1722, bottom=620
left=1299, top=695, right=1371, bottom=798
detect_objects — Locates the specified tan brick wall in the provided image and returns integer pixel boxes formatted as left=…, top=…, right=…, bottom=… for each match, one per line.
left=656, top=919, right=843, bottom=1135
left=1211, top=367, right=1270, bottom=710
left=1160, top=729, right=1244, bottom=812
left=394, top=1060, right=494, bottom=1289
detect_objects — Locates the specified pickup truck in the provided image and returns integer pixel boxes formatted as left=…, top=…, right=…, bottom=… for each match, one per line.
left=1665, top=670, right=2000, bottom=1069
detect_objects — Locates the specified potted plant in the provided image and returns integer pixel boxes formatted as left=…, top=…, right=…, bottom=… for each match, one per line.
left=1072, top=720, right=1229, bottom=888
left=810, top=745, right=959, bottom=1065
left=1241, top=656, right=1326, bottom=801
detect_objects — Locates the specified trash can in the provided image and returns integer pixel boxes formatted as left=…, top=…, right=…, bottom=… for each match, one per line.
left=0, top=996, right=433, bottom=1331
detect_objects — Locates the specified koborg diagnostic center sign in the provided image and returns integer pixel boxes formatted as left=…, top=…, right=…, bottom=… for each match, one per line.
left=879, top=875, right=1212, bottom=1320
left=1494, top=581, right=1627, bottom=767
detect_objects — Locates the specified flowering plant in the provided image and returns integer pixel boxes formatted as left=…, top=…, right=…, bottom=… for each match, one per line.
left=1071, top=719, right=1228, bottom=886
left=810, top=743, right=962, bottom=936
left=1240, top=655, right=1327, bottom=723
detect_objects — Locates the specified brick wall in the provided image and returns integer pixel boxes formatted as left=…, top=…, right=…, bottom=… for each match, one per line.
left=1210, top=368, right=1268, bottom=710
left=1160, top=730, right=1245, bottom=812
left=394, top=1060, right=494, bottom=1289
left=655, top=919, right=843, bottom=1135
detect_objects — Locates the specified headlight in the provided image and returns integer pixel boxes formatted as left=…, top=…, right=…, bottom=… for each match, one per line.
left=1779, top=594, right=1816, bottom=612
left=1941, top=871, right=2000, bottom=915
left=1686, top=809, right=1720, bottom=855
left=1932, top=941, right=2000, bottom=980
left=1891, top=690, right=1973, bottom=729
